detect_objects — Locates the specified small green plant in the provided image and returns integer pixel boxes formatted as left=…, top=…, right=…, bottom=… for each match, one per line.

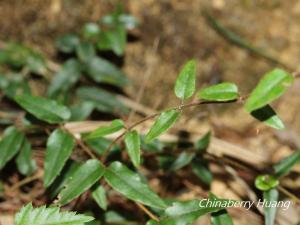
left=1, top=6, right=299, bottom=225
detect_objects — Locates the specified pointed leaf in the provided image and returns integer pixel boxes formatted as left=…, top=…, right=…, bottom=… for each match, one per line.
left=47, top=59, right=82, bottom=97
left=48, top=161, right=81, bottom=199
left=76, top=42, right=96, bottom=63
left=104, top=161, right=167, bottom=209
left=245, top=69, right=293, bottom=112
left=84, top=119, right=124, bottom=140
left=76, top=86, right=128, bottom=114
left=16, top=138, right=36, bottom=176
left=195, top=131, right=211, bottom=152
left=44, top=129, right=76, bottom=187
left=0, top=127, right=25, bottom=170
left=274, top=150, right=300, bottom=177
left=59, top=159, right=105, bottom=205
left=85, top=57, right=129, bottom=87
left=14, top=203, right=94, bottom=225
left=56, top=34, right=80, bottom=53
left=198, top=83, right=238, bottom=101
left=146, top=110, right=180, bottom=142
left=124, top=130, right=141, bottom=168
left=263, top=188, right=279, bottom=225
left=82, top=22, right=101, bottom=40
left=250, top=105, right=285, bottom=130
left=174, top=60, right=196, bottom=100
left=191, top=160, right=212, bottom=186
left=15, top=94, right=71, bottom=124
left=92, top=185, right=107, bottom=210
left=170, top=152, right=195, bottom=171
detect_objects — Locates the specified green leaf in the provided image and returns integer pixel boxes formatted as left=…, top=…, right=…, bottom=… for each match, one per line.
left=56, top=34, right=80, bottom=53
left=104, top=161, right=166, bottom=209
left=14, top=203, right=94, bottom=225
left=82, top=22, right=101, bottom=40
left=1, top=43, right=47, bottom=74
left=255, top=175, right=279, bottom=191
left=97, top=26, right=126, bottom=56
left=47, top=59, right=82, bottom=97
left=48, top=161, right=81, bottom=199
left=0, top=127, right=25, bottom=170
left=92, top=185, right=107, bottom=210
left=76, top=42, right=96, bottom=63
left=85, top=57, right=129, bottom=87
left=76, top=86, right=128, bottom=114
left=245, top=69, right=293, bottom=112
left=274, top=150, right=300, bottom=177
left=86, top=137, right=119, bottom=156
left=263, top=188, right=279, bottom=225
left=124, top=130, right=141, bottom=168
left=211, top=209, right=234, bottom=225
left=70, top=102, right=95, bottom=121
left=146, top=110, right=180, bottom=142
left=146, top=220, right=160, bottom=225
left=191, top=160, right=213, bottom=186
left=59, top=159, right=105, bottom=205
left=16, top=138, right=36, bottom=176
left=174, top=60, right=196, bottom=100
left=250, top=105, right=285, bottom=130
left=198, top=83, right=239, bottom=101
left=44, top=129, right=76, bottom=187
left=195, top=131, right=211, bottom=152
left=84, top=119, right=124, bottom=140
left=0, top=74, right=31, bottom=99
left=170, top=152, right=195, bottom=171
left=15, top=94, right=71, bottom=124
left=160, top=199, right=227, bottom=225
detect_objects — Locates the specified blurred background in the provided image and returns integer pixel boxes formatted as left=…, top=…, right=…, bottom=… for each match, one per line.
left=1, top=0, right=300, bottom=224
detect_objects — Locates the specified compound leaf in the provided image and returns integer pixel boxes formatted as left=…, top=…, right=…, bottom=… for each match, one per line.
left=14, top=203, right=93, bottom=225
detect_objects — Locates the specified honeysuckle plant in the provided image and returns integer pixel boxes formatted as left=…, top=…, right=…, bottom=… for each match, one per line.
left=1, top=7, right=300, bottom=225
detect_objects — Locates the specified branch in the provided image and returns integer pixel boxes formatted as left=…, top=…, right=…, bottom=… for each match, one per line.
left=101, top=98, right=241, bottom=161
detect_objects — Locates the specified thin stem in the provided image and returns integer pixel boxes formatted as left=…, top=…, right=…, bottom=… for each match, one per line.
left=9, top=171, right=43, bottom=191
left=61, top=124, right=97, bottom=159
left=135, top=202, right=159, bottom=222
left=278, top=185, right=300, bottom=205
left=101, top=98, right=240, bottom=162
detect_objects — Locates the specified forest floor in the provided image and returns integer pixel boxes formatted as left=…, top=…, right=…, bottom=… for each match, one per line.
left=0, top=0, right=300, bottom=224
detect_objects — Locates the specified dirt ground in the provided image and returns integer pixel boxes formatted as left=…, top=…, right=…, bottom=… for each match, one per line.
left=1, top=0, right=300, bottom=224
